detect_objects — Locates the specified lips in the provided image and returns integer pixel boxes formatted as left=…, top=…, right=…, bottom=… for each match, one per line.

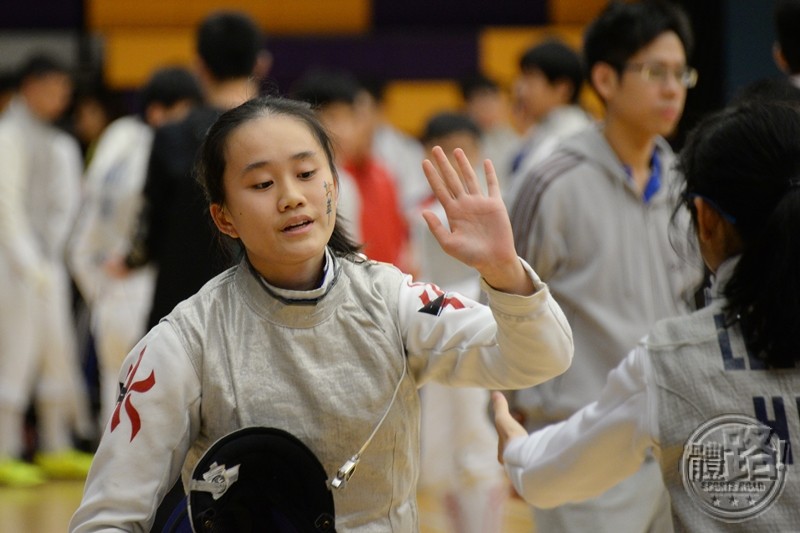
left=282, top=217, right=313, bottom=232
left=660, top=107, right=680, bottom=121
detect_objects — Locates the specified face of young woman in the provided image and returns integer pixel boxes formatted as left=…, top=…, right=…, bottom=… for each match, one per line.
left=213, top=114, right=338, bottom=289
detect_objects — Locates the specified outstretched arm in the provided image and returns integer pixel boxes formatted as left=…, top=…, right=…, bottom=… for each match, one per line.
left=490, top=351, right=655, bottom=508
left=422, top=146, right=534, bottom=295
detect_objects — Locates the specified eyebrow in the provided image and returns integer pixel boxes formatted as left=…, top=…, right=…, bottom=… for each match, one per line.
left=239, top=150, right=317, bottom=176
left=633, top=59, right=688, bottom=67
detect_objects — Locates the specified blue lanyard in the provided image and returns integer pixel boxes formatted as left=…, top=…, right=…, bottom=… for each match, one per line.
left=625, top=150, right=661, bottom=204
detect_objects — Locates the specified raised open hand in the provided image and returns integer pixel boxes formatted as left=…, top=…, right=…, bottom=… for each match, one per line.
left=421, top=146, right=533, bottom=295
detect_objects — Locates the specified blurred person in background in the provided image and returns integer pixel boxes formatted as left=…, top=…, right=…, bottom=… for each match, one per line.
left=292, top=68, right=410, bottom=271
left=460, top=73, right=520, bottom=192
left=71, top=83, right=126, bottom=166
left=0, top=53, right=93, bottom=486
left=506, top=39, right=591, bottom=202
left=509, top=1, right=704, bottom=531
left=0, top=70, right=16, bottom=113
left=361, top=77, right=431, bottom=222
left=68, top=66, right=202, bottom=433
left=415, top=110, right=509, bottom=533
left=108, top=11, right=271, bottom=332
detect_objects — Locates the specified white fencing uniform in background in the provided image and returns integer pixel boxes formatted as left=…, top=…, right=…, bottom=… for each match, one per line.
left=0, top=97, right=90, bottom=458
left=68, top=115, right=157, bottom=428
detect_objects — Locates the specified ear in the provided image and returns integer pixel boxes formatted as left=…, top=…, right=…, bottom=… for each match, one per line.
left=590, top=62, right=618, bottom=102
left=210, top=204, right=240, bottom=239
left=253, top=50, right=273, bottom=81
left=693, top=196, right=722, bottom=245
left=694, top=196, right=743, bottom=272
left=194, top=56, right=216, bottom=91
left=144, top=103, right=166, bottom=128
left=773, top=42, right=789, bottom=73
left=553, top=78, right=576, bottom=105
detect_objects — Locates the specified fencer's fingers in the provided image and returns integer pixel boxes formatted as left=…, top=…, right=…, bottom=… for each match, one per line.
left=430, top=146, right=466, bottom=197
left=483, top=159, right=502, bottom=199
left=492, top=391, right=511, bottom=423
left=493, top=390, right=529, bottom=462
left=492, top=391, right=510, bottom=464
left=422, top=158, right=455, bottom=204
left=421, top=210, right=449, bottom=246
left=493, top=391, right=528, bottom=435
left=454, top=148, right=481, bottom=195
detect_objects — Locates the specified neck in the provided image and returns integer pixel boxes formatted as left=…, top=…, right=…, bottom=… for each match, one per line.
left=255, top=252, right=326, bottom=291
left=205, top=78, right=260, bottom=111
left=603, top=117, right=656, bottom=191
left=18, top=94, right=49, bottom=123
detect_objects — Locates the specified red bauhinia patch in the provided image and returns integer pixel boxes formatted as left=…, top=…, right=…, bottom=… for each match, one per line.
left=110, top=346, right=156, bottom=442
left=410, top=281, right=466, bottom=316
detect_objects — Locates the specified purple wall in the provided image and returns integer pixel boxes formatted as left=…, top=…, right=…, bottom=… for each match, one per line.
left=373, top=0, right=547, bottom=29
left=0, top=0, right=83, bottom=29
left=0, top=0, right=547, bottom=31
left=267, top=30, right=479, bottom=93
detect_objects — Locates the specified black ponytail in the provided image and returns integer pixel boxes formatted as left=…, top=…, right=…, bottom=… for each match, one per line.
left=677, top=102, right=800, bottom=368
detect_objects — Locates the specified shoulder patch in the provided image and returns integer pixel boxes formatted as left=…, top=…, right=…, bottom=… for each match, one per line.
left=110, top=346, right=156, bottom=442
left=411, top=281, right=467, bottom=316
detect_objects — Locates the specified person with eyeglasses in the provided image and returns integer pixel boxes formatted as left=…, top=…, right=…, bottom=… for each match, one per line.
left=497, top=101, right=800, bottom=533
left=508, top=1, right=704, bottom=531
left=624, top=62, right=698, bottom=90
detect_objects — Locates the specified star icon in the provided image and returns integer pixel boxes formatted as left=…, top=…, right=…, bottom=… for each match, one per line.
left=746, top=495, right=756, bottom=506
left=729, top=496, right=738, bottom=507
left=711, top=495, right=721, bottom=506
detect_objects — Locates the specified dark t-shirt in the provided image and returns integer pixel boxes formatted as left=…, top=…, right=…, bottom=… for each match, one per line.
left=130, top=106, right=231, bottom=329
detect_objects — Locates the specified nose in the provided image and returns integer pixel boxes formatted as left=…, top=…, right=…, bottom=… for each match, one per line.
left=661, top=72, right=683, bottom=96
left=278, top=180, right=305, bottom=212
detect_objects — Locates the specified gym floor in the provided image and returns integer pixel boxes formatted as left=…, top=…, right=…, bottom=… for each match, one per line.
left=0, top=482, right=535, bottom=532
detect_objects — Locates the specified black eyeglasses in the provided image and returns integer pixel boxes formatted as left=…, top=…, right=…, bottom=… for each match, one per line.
left=625, top=62, right=699, bottom=89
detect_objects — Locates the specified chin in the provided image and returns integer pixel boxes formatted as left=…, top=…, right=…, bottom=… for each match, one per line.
left=287, top=241, right=327, bottom=260
left=655, top=122, right=679, bottom=137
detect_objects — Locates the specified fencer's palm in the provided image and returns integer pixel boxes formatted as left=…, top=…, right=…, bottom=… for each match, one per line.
left=422, top=147, right=517, bottom=273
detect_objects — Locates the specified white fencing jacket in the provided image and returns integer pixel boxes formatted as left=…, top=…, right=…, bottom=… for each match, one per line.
left=71, top=251, right=572, bottom=532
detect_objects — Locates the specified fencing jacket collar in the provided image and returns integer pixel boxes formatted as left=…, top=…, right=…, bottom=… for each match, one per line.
left=252, top=247, right=338, bottom=305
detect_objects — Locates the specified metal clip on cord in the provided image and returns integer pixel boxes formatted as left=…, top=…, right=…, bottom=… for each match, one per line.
left=330, top=359, right=408, bottom=490
left=189, top=462, right=240, bottom=500
left=330, top=455, right=359, bottom=489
